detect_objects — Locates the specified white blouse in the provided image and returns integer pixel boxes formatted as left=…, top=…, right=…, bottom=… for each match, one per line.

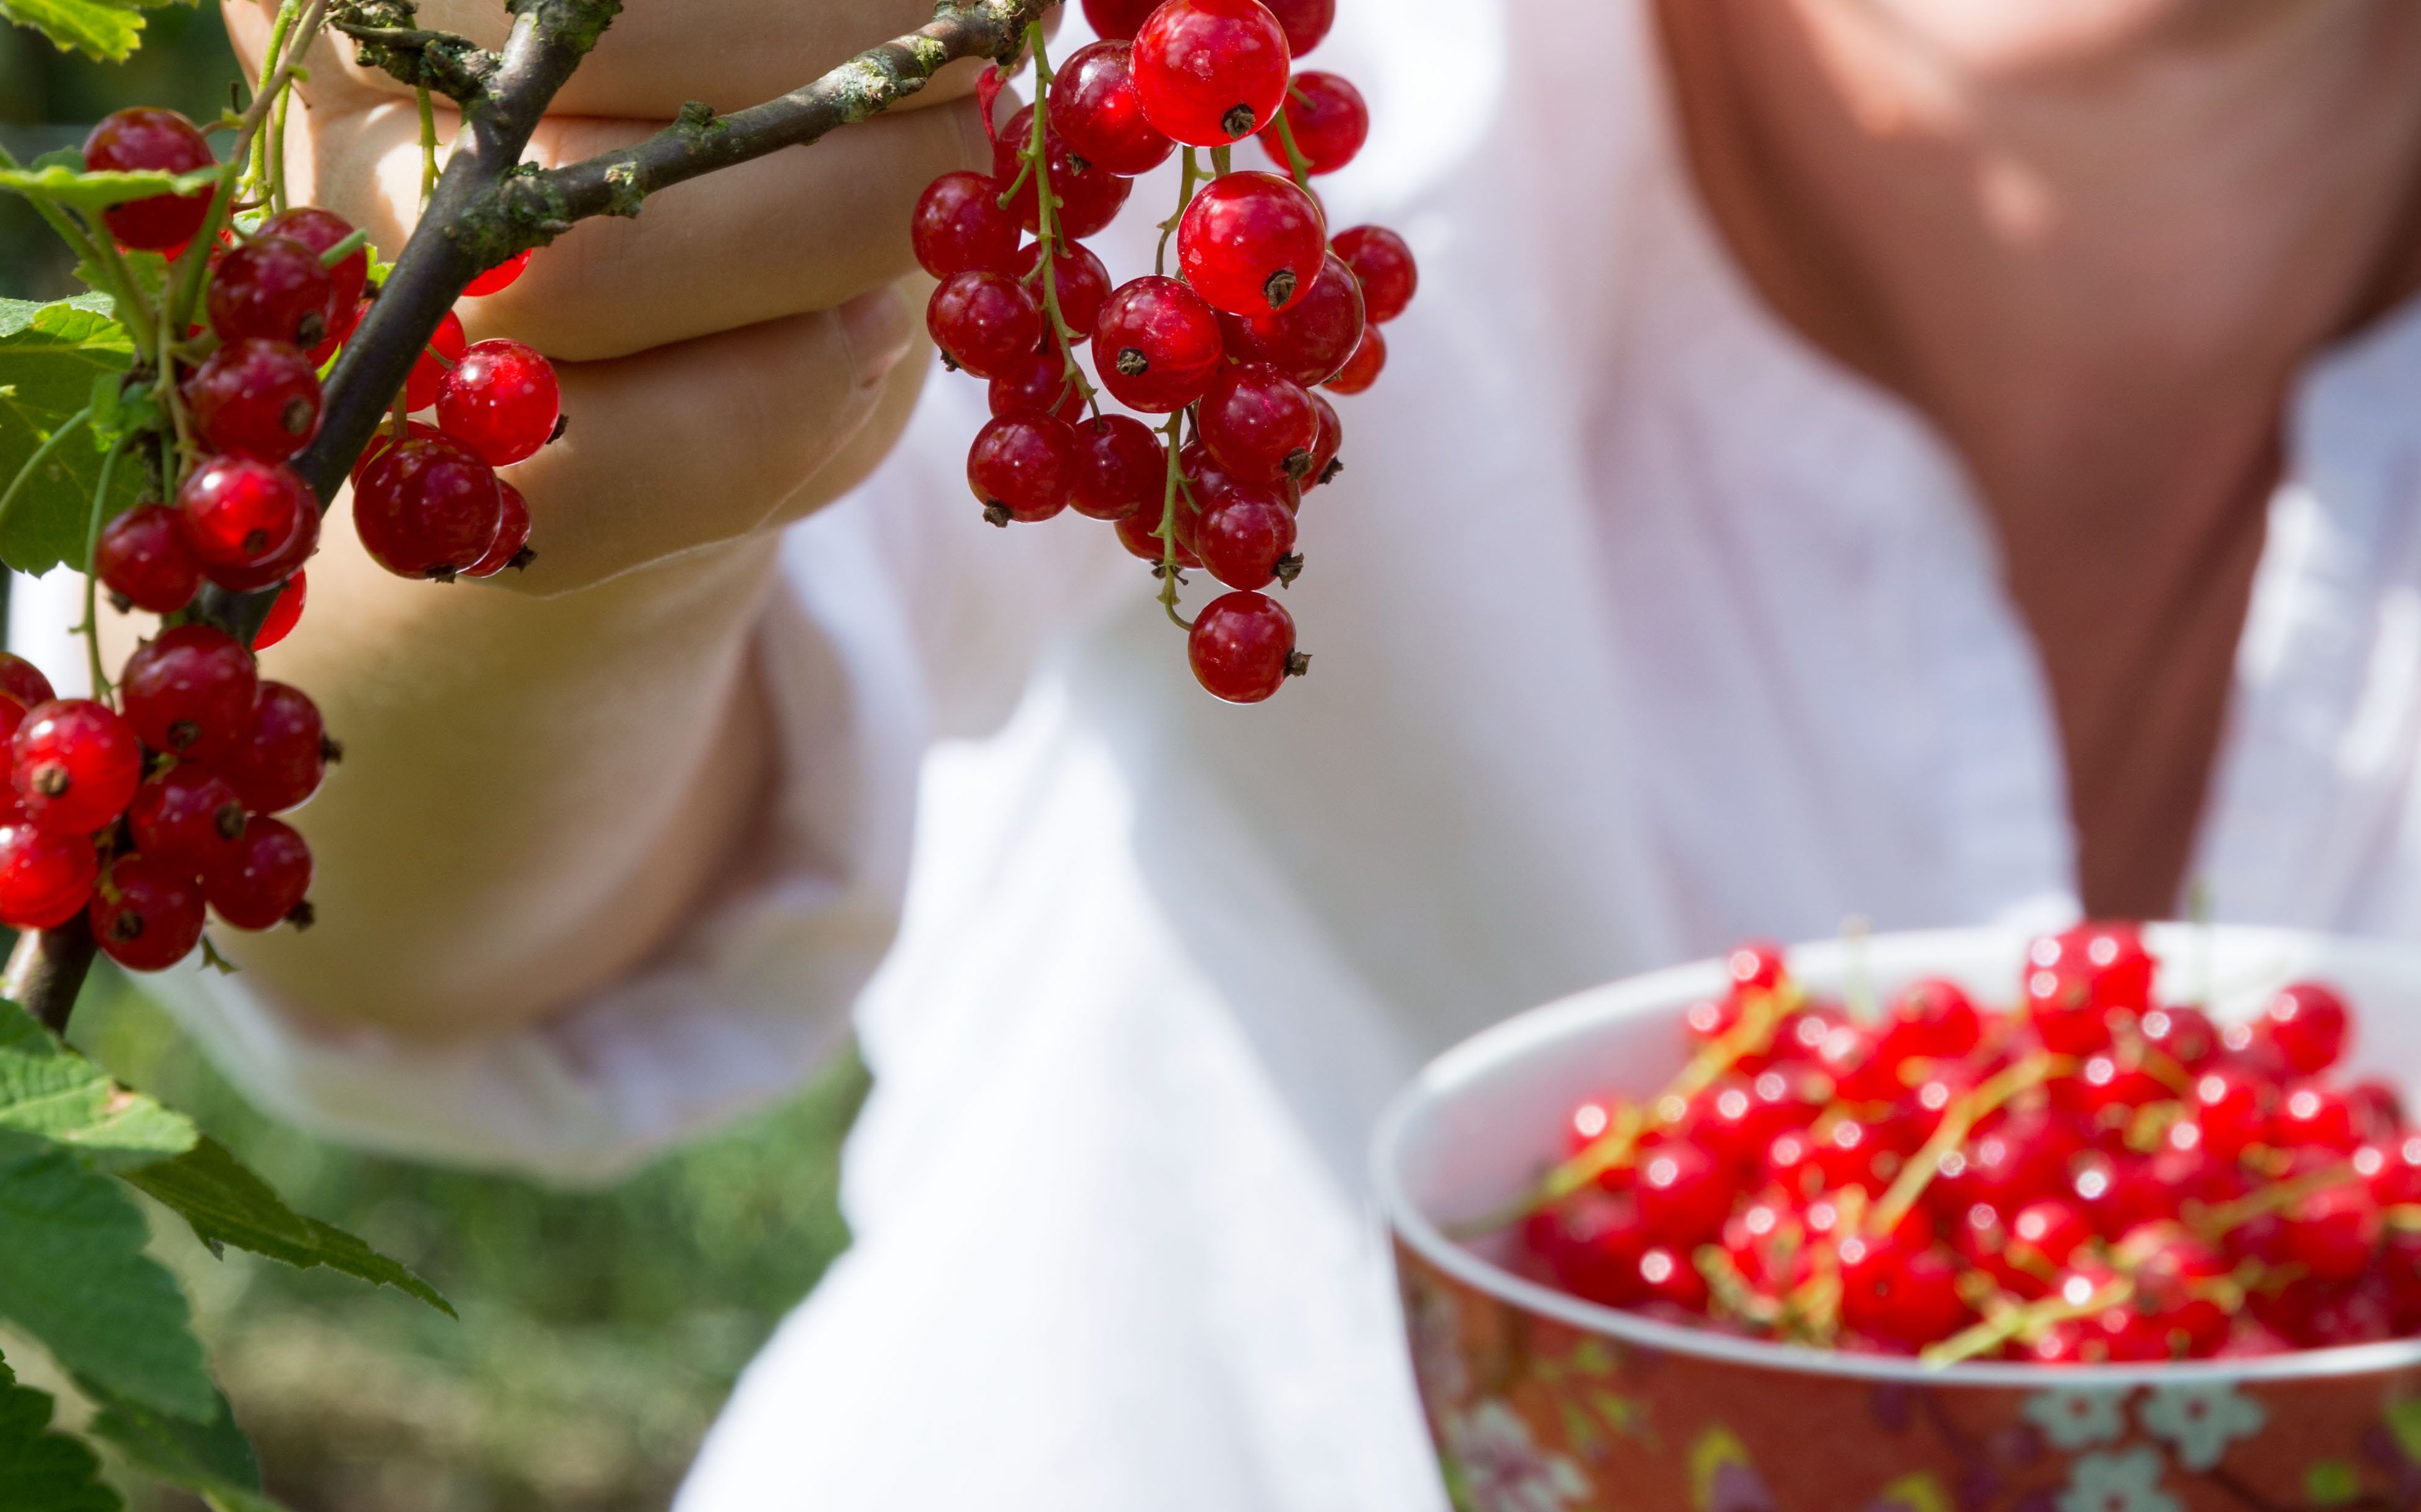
left=23, top=0, right=2421, bottom=1505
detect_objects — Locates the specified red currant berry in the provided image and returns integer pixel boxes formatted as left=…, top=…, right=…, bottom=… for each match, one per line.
left=1839, top=1237, right=1968, bottom=1349
left=0, top=657, right=54, bottom=714
left=1012, top=239, right=1113, bottom=337
left=968, top=414, right=1077, bottom=525
left=1219, top=252, right=1366, bottom=386
left=464, top=247, right=533, bottom=297
left=83, top=108, right=215, bottom=250
left=929, top=270, right=1045, bottom=379
left=308, top=295, right=369, bottom=369
left=403, top=310, right=470, bottom=412
left=1093, top=276, right=1224, bottom=412
left=464, top=483, right=534, bottom=578
left=96, top=503, right=205, bottom=614
left=1881, top=977, right=1981, bottom=1061
left=1260, top=0, right=1335, bottom=54
left=128, top=764, right=248, bottom=877
left=352, top=422, right=443, bottom=488
left=2287, top=1183, right=2382, bottom=1283
left=1302, top=393, right=1344, bottom=488
left=1321, top=323, right=1386, bottom=395
left=988, top=349, right=1088, bottom=424
left=90, top=856, right=206, bottom=972
left=356, top=437, right=504, bottom=581
left=12, top=701, right=140, bottom=836
left=2193, top=1067, right=2275, bottom=1162
left=121, top=624, right=258, bottom=762
left=1116, top=508, right=1202, bottom=567
left=176, top=455, right=312, bottom=574
left=2263, top=983, right=2351, bottom=1075
left=2273, top=1082, right=2361, bottom=1153
left=201, top=487, right=318, bottom=595
left=257, top=207, right=367, bottom=328
left=1188, top=589, right=1304, bottom=703
left=1194, top=483, right=1300, bottom=591
left=435, top=339, right=561, bottom=466
left=223, top=681, right=328, bottom=815
left=1133, top=0, right=1293, bottom=147
left=2023, top=961, right=2114, bottom=1056
left=186, top=338, right=323, bottom=461
left=993, top=107, right=1136, bottom=239
left=1262, top=71, right=1366, bottom=174
left=1332, top=224, right=1418, bottom=323
left=1081, top=0, right=1163, bottom=40
left=1054, top=41, right=1177, bottom=176
left=1525, top=1192, right=1649, bottom=1307
left=1636, top=1143, right=1733, bottom=1244
left=204, top=816, right=313, bottom=931
left=0, top=824, right=97, bottom=929
left=1200, top=361, right=1320, bottom=482
left=1071, top=416, right=1166, bottom=521
left=2139, top=1004, right=2219, bottom=1068
left=208, top=235, right=338, bottom=348
left=252, top=569, right=308, bottom=650
left=912, top=171, right=1021, bottom=279
left=1178, top=172, right=1326, bottom=316
left=1728, top=941, right=1785, bottom=991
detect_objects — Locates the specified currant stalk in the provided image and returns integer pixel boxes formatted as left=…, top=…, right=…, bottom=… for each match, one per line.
left=1015, top=23, right=1103, bottom=421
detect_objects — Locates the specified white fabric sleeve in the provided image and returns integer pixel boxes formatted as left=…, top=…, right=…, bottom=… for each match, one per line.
left=119, top=378, right=1134, bottom=1183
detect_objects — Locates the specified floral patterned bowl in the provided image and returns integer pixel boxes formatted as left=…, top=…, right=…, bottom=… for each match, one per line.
left=1374, top=925, right=2421, bottom=1512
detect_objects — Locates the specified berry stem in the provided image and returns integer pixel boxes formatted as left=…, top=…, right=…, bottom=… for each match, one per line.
left=2189, top=1158, right=2363, bottom=1242
left=1156, top=409, right=1193, bottom=630
left=245, top=0, right=305, bottom=204
left=1866, top=1051, right=2064, bottom=1239
left=417, top=85, right=442, bottom=207
left=1922, top=1277, right=2135, bottom=1367
left=1270, top=106, right=1315, bottom=191
left=77, top=431, right=133, bottom=701
left=1158, top=147, right=1201, bottom=276
left=1018, top=24, right=1102, bottom=418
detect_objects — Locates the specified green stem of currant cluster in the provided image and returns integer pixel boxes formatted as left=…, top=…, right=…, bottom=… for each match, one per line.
left=78, top=434, right=132, bottom=698
left=417, top=86, right=441, bottom=205
left=1156, top=410, right=1190, bottom=629
left=1271, top=105, right=1314, bottom=191
left=1013, top=24, right=1099, bottom=421
left=1156, top=147, right=1200, bottom=276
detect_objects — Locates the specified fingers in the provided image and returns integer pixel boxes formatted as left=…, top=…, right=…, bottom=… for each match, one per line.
left=485, top=286, right=926, bottom=592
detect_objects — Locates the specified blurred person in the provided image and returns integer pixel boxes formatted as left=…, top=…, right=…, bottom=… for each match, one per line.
left=25, top=0, right=2421, bottom=1505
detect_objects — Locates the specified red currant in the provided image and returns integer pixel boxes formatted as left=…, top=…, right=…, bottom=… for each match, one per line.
left=1636, top=1143, right=1733, bottom=1244
left=1070, top=416, right=1166, bottom=521
left=202, top=489, right=318, bottom=595
left=90, top=856, right=206, bottom=973
left=1881, top=977, right=1981, bottom=1061
left=257, top=207, right=367, bottom=328
left=1525, top=1192, right=1649, bottom=1308
left=1331, top=224, right=1418, bottom=323
left=464, top=247, right=533, bottom=297
left=1321, top=323, right=1385, bottom=395
left=0, top=657, right=54, bottom=714
left=176, top=455, right=313, bottom=574
left=121, top=623, right=259, bottom=763
left=352, top=421, right=443, bottom=487
left=1219, top=252, right=1366, bottom=386
left=353, top=436, right=505, bottom=581
left=1839, top=1236, right=1969, bottom=1349
left=994, top=107, right=1136, bottom=239
left=1177, top=172, right=1326, bottom=315
left=1093, top=276, right=1224, bottom=412
left=2193, top=1067, right=2275, bottom=1161
left=1260, top=0, right=1335, bottom=54
left=2140, top=1004, right=2219, bottom=1067
left=1117, top=508, right=1202, bottom=566
left=308, top=295, right=370, bottom=369
left=253, top=569, right=308, bottom=649
left=464, top=482, right=534, bottom=578
left=204, top=816, right=313, bottom=931
left=988, top=349, right=1088, bottom=424
left=128, top=764, right=248, bottom=877
left=1133, top=0, right=1294, bottom=147
left=2273, top=1082, right=2361, bottom=1153
left=929, top=270, right=1045, bottom=379
left=186, top=338, right=322, bottom=461
left=2263, top=983, right=2351, bottom=1075
left=1081, top=0, right=1163, bottom=40
left=208, top=234, right=338, bottom=348
left=83, top=108, right=214, bottom=250
left=96, top=503, right=205, bottom=614
left=1054, top=41, right=1177, bottom=177
left=1200, top=361, right=1319, bottom=482
left=968, top=414, right=1077, bottom=524
left=1188, top=589, right=1303, bottom=702
left=403, top=311, right=470, bottom=412
left=0, top=824, right=98, bottom=930
left=1262, top=70, right=1366, bottom=174
left=912, top=171, right=1022, bottom=278
left=222, top=681, right=329, bottom=816
left=1302, top=393, right=1343, bottom=487
left=12, top=700, right=140, bottom=835
left=435, top=339, right=561, bottom=466
left=2287, top=1184, right=2382, bottom=1283
left=1194, top=483, right=1299, bottom=591
left=1012, top=239, right=1113, bottom=337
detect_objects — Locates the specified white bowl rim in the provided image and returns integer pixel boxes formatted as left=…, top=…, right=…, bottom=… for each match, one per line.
left=1373, top=923, right=2421, bottom=1388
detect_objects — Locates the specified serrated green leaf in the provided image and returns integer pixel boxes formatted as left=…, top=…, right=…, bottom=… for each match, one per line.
left=80, top=1375, right=275, bottom=1512
left=0, top=163, right=220, bottom=214
left=0, top=1353, right=121, bottom=1512
left=0, top=1138, right=216, bottom=1421
left=0, top=1002, right=194, bottom=1171
left=121, top=1138, right=454, bottom=1317
left=67, top=249, right=169, bottom=314
left=0, top=295, right=143, bottom=575
left=0, top=0, right=142, bottom=61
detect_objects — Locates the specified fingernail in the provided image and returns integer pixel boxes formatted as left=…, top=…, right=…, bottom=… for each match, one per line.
left=838, top=286, right=915, bottom=388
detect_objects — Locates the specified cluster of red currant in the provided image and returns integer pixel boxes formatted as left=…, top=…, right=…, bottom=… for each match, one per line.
left=915, top=0, right=1416, bottom=703
left=0, top=108, right=561, bottom=969
left=1519, top=926, right=2421, bottom=1362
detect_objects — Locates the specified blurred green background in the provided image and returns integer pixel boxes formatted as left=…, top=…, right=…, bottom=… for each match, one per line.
left=2, top=13, right=873, bottom=1510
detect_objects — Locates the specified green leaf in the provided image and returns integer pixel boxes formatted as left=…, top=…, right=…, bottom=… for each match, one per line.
left=0, top=1354, right=120, bottom=1512
left=121, top=1138, right=455, bottom=1317
left=0, top=0, right=142, bottom=61
left=66, top=250, right=169, bottom=317
left=0, top=295, right=142, bottom=575
left=0, top=163, right=220, bottom=214
left=80, top=1375, right=276, bottom=1512
left=0, top=1138, right=216, bottom=1421
left=0, top=1002, right=195, bottom=1172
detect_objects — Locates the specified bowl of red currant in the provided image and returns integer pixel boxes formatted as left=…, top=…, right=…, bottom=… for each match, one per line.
left=1376, top=924, right=2421, bottom=1512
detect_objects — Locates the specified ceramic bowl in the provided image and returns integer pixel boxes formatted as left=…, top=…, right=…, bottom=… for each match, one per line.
left=1374, top=925, right=2421, bottom=1512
